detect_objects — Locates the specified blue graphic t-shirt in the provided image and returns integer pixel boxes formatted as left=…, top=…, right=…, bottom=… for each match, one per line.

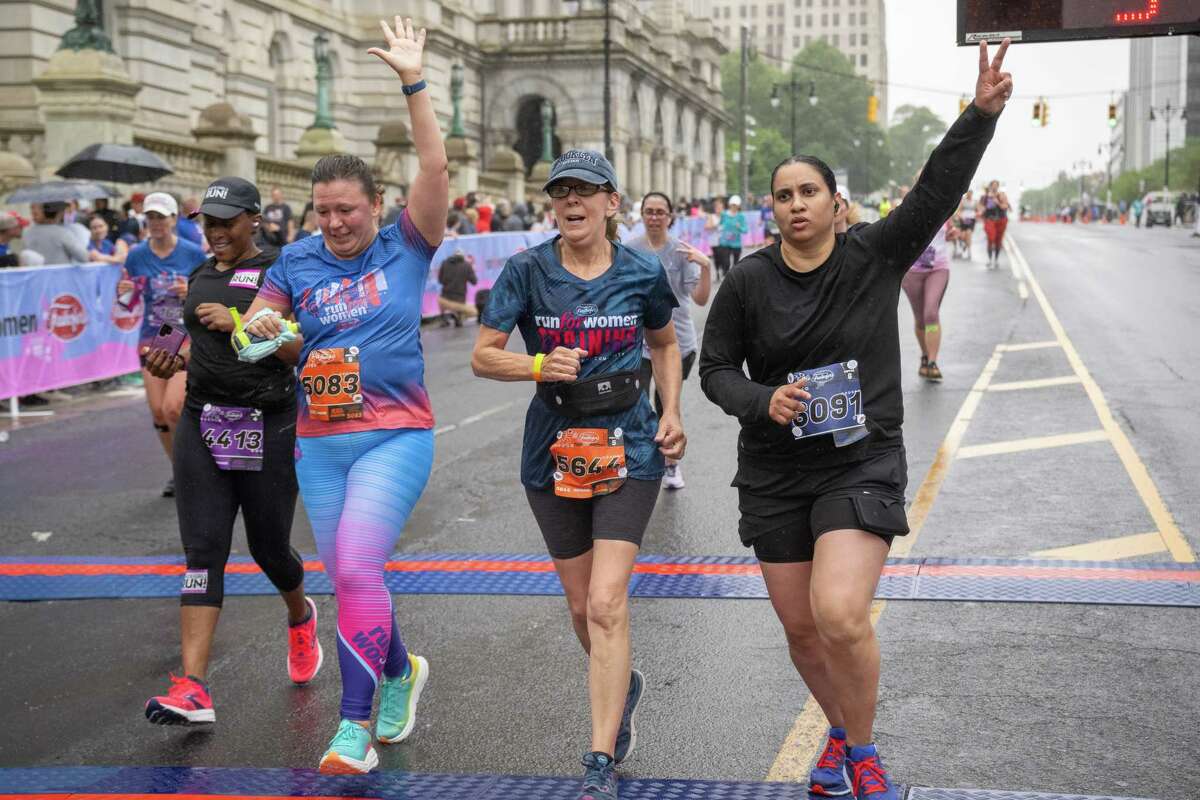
left=260, top=211, right=437, bottom=437
left=482, top=237, right=677, bottom=489
left=123, top=237, right=207, bottom=340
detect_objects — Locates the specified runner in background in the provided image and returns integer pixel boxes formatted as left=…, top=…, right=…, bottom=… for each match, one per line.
left=700, top=40, right=1013, bottom=800
left=472, top=150, right=685, bottom=800
left=141, top=176, right=321, bottom=727
left=243, top=17, right=448, bottom=774
left=902, top=215, right=953, bottom=382
left=979, top=180, right=1010, bottom=269
left=627, top=191, right=711, bottom=490
left=956, top=190, right=976, bottom=258
left=117, top=192, right=207, bottom=497
left=715, top=195, right=747, bottom=280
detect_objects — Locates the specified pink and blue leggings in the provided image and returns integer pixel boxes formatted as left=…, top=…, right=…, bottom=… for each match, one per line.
left=295, top=427, right=434, bottom=721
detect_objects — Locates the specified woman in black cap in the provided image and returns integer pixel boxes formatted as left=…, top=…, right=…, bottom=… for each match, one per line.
left=699, top=41, right=1013, bottom=800
left=472, top=149, right=686, bottom=800
left=141, top=176, right=322, bottom=728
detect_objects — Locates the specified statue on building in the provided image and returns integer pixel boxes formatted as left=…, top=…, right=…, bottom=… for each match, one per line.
left=60, top=0, right=114, bottom=54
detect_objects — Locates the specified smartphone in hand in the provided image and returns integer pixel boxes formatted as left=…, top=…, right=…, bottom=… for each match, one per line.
left=149, top=323, right=187, bottom=357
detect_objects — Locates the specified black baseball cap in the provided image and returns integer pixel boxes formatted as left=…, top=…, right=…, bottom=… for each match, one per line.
left=192, top=177, right=262, bottom=219
left=543, top=150, right=619, bottom=193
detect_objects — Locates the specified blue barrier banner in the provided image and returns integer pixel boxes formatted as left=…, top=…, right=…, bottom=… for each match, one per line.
left=423, top=231, right=555, bottom=317
left=0, top=263, right=140, bottom=399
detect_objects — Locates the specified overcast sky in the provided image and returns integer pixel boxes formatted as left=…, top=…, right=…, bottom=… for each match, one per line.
left=885, top=0, right=1131, bottom=193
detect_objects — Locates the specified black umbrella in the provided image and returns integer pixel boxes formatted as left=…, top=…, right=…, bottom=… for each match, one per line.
left=6, top=180, right=115, bottom=204
left=55, top=143, right=174, bottom=184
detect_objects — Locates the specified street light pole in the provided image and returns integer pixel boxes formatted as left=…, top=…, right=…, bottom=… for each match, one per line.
left=739, top=25, right=749, bottom=199
left=603, top=0, right=612, bottom=161
left=1148, top=100, right=1186, bottom=191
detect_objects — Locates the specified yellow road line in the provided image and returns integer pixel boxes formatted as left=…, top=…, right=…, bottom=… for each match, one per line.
left=987, top=375, right=1082, bottom=392
left=955, top=430, right=1109, bottom=460
left=998, top=340, right=1060, bottom=352
left=1032, top=531, right=1168, bottom=561
left=766, top=348, right=1005, bottom=781
left=1009, top=236, right=1195, bottom=563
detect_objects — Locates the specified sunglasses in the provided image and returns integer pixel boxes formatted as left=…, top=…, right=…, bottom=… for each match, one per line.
left=547, top=183, right=608, bottom=199
left=642, top=209, right=670, bottom=217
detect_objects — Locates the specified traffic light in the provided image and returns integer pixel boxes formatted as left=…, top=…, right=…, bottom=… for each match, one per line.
left=867, top=94, right=879, bottom=123
left=1108, top=101, right=1118, bottom=128
left=959, top=95, right=969, bottom=115
left=1032, top=100, right=1042, bottom=127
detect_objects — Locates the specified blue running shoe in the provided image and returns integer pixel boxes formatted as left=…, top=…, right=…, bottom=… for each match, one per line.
left=809, top=727, right=851, bottom=796
left=613, top=669, right=645, bottom=764
left=847, top=744, right=899, bottom=800
left=319, top=719, right=378, bottom=774
left=377, top=653, right=429, bottom=744
left=578, top=751, right=618, bottom=800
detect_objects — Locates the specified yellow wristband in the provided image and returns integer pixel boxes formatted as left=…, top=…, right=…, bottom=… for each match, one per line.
left=532, top=353, right=546, bottom=382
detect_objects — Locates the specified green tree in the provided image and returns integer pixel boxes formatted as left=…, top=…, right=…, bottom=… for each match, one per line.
left=886, top=105, right=948, bottom=187
left=720, top=42, right=890, bottom=197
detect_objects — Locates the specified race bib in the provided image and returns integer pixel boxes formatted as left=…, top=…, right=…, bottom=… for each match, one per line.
left=550, top=427, right=627, bottom=500
left=147, top=274, right=184, bottom=329
left=300, top=347, right=364, bottom=422
left=200, top=404, right=263, bottom=471
left=787, top=360, right=869, bottom=447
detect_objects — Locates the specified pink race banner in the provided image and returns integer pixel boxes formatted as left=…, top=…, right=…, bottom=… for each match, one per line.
left=0, top=263, right=141, bottom=400
left=423, top=230, right=555, bottom=317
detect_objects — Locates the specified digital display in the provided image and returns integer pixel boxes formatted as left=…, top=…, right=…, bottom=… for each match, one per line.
left=958, top=0, right=1200, bottom=45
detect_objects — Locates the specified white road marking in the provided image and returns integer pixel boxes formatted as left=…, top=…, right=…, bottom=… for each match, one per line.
left=433, top=401, right=514, bottom=437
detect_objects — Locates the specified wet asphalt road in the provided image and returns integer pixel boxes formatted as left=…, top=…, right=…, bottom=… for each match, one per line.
left=1, top=221, right=1197, bottom=797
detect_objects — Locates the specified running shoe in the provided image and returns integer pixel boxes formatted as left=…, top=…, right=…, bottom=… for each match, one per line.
left=319, top=718, right=379, bottom=774
left=145, top=673, right=214, bottom=725
left=926, top=362, right=943, bottom=383
left=287, top=596, right=323, bottom=685
left=918, top=355, right=929, bottom=378
left=613, top=668, right=645, bottom=764
left=376, top=653, right=429, bottom=744
left=578, top=751, right=618, bottom=800
left=847, top=744, right=899, bottom=800
left=662, top=464, right=685, bottom=490
left=161, top=478, right=175, bottom=498
left=808, top=727, right=851, bottom=796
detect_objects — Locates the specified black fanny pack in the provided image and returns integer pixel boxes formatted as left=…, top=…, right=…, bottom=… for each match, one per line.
left=536, top=370, right=642, bottom=418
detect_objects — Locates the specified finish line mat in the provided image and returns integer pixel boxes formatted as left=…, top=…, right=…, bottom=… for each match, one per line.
left=0, top=766, right=1158, bottom=800
left=1, top=553, right=1197, bottom=607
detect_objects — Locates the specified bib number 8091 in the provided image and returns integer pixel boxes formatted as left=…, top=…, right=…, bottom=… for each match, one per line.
left=795, top=389, right=862, bottom=428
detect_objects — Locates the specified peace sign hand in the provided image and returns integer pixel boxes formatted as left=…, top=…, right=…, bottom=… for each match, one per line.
left=974, top=38, right=1013, bottom=117
left=368, top=16, right=426, bottom=83
left=676, top=241, right=710, bottom=268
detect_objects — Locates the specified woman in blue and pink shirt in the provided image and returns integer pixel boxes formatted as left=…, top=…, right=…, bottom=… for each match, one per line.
left=245, top=17, right=448, bottom=774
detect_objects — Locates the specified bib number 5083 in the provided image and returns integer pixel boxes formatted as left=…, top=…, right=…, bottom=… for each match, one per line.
left=302, top=371, right=359, bottom=397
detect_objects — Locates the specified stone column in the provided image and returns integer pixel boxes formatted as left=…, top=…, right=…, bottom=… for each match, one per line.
left=484, top=147, right=526, bottom=203
left=445, top=136, right=480, bottom=198
left=193, top=103, right=259, bottom=179
left=650, top=148, right=666, bottom=192
left=373, top=120, right=416, bottom=193
left=33, top=0, right=140, bottom=176
left=529, top=99, right=555, bottom=189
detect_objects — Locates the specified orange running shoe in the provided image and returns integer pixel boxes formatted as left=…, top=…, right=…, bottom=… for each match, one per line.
left=288, top=596, right=323, bottom=685
left=145, top=673, right=214, bottom=725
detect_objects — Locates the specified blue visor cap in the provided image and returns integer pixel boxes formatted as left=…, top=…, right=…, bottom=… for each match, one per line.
left=543, top=150, right=619, bottom=193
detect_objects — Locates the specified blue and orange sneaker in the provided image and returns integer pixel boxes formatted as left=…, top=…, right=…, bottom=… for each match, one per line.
left=613, top=669, right=645, bottom=764
left=288, top=596, right=323, bottom=685
left=847, top=744, right=899, bottom=800
left=809, top=726, right=851, bottom=796
left=578, top=751, right=618, bottom=800
left=145, top=673, right=214, bottom=725
left=319, top=719, right=378, bottom=774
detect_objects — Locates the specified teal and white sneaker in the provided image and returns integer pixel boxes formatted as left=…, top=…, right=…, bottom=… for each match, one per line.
left=319, top=719, right=378, bottom=774
left=376, top=653, right=429, bottom=744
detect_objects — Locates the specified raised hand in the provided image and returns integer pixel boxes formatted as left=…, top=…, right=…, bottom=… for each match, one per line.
left=367, top=16, right=426, bottom=83
left=974, top=38, right=1013, bottom=117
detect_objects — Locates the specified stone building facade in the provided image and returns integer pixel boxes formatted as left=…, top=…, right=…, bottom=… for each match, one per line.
left=0, top=0, right=728, bottom=207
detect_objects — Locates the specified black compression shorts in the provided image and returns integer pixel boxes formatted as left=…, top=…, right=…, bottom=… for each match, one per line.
left=525, top=478, right=660, bottom=560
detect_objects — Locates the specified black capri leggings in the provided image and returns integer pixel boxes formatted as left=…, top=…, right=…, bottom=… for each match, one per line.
left=174, top=404, right=304, bottom=607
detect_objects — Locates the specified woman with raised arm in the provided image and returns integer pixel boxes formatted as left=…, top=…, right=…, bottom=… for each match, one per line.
left=241, top=16, right=449, bottom=774
left=699, top=41, right=1013, bottom=800
left=471, top=150, right=685, bottom=800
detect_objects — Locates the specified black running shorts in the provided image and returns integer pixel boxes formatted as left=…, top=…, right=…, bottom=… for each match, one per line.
left=735, top=447, right=910, bottom=563
left=525, top=478, right=661, bottom=560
